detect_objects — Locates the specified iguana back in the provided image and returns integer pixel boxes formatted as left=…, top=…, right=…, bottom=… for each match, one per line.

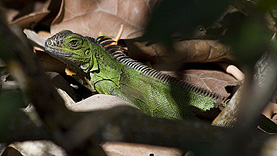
left=45, top=30, right=228, bottom=119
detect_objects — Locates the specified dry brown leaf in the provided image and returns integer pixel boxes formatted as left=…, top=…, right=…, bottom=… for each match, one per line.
left=12, top=11, right=50, bottom=29
left=262, top=102, right=277, bottom=120
left=181, top=70, right=240, bottom=97
left=8, top=140, right=183, bottom=156
left=68, top=94, right=134, bottom=112
left=50, top=0, right=159, bottom=38
left=162, top=70, right=240, bottom=98
left=37, top=30, right=52, bottom=38
left=10, top=141, right=66, bottom=156
left=24, top=29, right=66, bottom=73
left=1, top=146, right=23, bottom=156
left=3, top=0, right=51, bottom=29
left=102, top=142, right=182, bottom=156
left=24, top=29, right=48, bottom=48
left=125, top=39, right=232, bottom=63
left=36, top=51, right=66, bottom=73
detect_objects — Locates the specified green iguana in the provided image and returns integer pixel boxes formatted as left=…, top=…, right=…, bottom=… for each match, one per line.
left=44, top=30, right=228, bottom=119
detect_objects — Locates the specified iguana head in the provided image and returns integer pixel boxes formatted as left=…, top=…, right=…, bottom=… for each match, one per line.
left=45, top=30, right=98, bottom=72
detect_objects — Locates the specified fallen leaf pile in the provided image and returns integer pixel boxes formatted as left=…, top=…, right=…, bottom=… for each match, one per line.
left=1, top=0, right=276, bottom=156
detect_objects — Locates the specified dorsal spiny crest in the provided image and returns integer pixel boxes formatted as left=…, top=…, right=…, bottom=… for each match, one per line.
left=95, top=36, right=228, bottom=105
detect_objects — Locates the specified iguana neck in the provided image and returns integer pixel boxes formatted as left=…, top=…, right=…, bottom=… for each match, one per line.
left=87, top=38, right=122, bottom=73
left=85, top=37, right=123, bottom=91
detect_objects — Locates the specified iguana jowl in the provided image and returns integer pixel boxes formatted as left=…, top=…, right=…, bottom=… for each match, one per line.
left=45, top=30, right=228, bottom=119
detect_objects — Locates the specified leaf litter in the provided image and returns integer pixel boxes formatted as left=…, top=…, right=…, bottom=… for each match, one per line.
left=3, top=0, right=264, bottom=155
left=18, top=0, right=242, bottom=109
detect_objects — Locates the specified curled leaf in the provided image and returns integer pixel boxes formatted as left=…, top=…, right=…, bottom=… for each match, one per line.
left=51, top=0, right=159, bottom=38
left=125, top=39, right=231, bottom=63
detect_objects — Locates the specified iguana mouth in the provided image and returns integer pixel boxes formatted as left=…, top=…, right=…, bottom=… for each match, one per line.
left=45, top=46, right=73, bottom=57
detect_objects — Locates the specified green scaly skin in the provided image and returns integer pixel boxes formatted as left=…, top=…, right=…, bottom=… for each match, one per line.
left=45, top=30, right=227, bottom=119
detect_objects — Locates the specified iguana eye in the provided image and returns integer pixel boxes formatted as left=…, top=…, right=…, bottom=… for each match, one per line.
left=69, top=40, right=78, bottom=47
